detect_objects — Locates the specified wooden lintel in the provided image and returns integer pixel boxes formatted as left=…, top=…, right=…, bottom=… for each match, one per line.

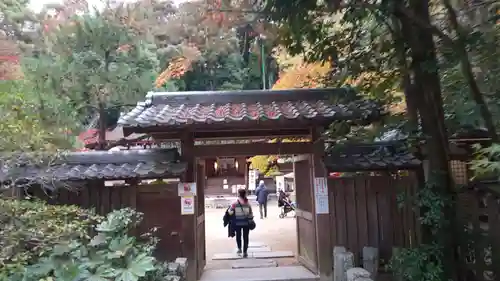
left=193, top=142, right=313, bottom=158
left=122, top=120, right=333, bottom=137
left=150, top=128, right=310, bottom=141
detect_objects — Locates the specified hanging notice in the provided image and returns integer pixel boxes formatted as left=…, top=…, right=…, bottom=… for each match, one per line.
left=178, top=182, right=196, bottom=196
left=314, top=177, right=329, bottom=214
left=315, top=194, right=329, bottom=214
left=275, top=175, right=285, bottom=194
left=248, top=170, right=257, bottom=190
left=181, top=196, right=195, bottom=215
left=314, top=177, right=327, bottom=196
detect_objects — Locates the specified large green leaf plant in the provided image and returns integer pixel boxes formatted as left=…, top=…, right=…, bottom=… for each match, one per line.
left=0, top=198, right=101, bottom=280
left=13, top=207, right=168, bottom=281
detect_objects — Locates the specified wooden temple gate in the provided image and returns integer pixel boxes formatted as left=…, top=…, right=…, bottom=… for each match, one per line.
left=117, top=88, right=383, bottom=281
left=1, top=88, right=387, bottom=281
left=7, top=88, right=500, bottom=280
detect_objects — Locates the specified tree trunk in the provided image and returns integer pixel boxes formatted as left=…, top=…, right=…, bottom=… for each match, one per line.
left=98, top=101, right=106, bottom=151
left=396, top=0, right=457, bottom=279
left=392, top=17, right=419, bottom=132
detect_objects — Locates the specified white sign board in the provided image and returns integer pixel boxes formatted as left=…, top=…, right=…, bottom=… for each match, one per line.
left=178, top=182, right=196, bottom=196
left=314, top=177, right=328, bottom=196
left=248, top=170, right=258, bottom=190
left=181, top=196, right=195, bottom=215
left=315, top=194, right=329, bottom=214
left=314, top=177, right=329, bottom=214
left=275, top=175, right=285, bottom=194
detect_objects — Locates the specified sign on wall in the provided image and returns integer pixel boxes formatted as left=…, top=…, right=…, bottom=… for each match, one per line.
left=181, top=196, right=195, bottom=215
left=314, top=177, right=329, bottom=214
left=178, top=182, right=196, bottom=196
left=275, top=175, right=285, bottom=194
left=248, top=169, right=258, bottom=190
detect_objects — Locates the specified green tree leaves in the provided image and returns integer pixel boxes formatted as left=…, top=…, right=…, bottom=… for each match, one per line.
left=0, top=81, right=78, bottom=155
left=26, top=12, right=159, bottom=114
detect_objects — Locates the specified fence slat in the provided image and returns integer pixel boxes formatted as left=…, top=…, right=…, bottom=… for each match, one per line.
left=487, top=194, right=500, bottom=281
left=355, top=177, right=369, bottom=255
left=335, top=179, right=348, bottom=247
left=328, top=174, right=420, bottom=265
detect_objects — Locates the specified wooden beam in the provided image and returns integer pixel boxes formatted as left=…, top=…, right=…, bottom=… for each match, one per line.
left=150, top=128, right=311, bottom=140
left=193, top=129, right=310, bottom=139
left=122, top=117, right=379, bottom=138
left=179, top=132, right=197, bottom=281
left=122, top=119, right=335, bottom=137
left=193, top=142, right=313, bottom=158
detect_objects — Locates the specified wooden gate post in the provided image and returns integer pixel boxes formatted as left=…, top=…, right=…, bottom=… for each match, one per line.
left=180, top=132, right=197, bottom=281
left=195, top=159, right=206, bottom=279
left=312, top=127, right=333, bottom=281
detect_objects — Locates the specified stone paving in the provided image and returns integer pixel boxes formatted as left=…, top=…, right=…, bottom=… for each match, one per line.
left=199, top=266, right=318, bottom=281
left=204, top=205, right=299, bottom=271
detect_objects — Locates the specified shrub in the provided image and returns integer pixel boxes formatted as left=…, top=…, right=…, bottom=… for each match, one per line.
left=20, top=208, right=168, bottom=281
left=0, top=198, right=101, bottom=279
left=1, top=199, right=171, bottom=281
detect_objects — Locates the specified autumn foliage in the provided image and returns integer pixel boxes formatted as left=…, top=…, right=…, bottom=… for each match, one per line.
left=0, top=37, right=21, bottom=80
left=272, top=62, right=332, bottom=89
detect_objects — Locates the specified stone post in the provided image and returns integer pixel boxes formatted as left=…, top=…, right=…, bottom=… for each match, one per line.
left=333, top=246, right=347, bottom=275
left=362, top=247, right=379, bottom=279
left=346, top=268, right=372, bottom=281
left=166, top=257, right=188, bottom=281
left=333, top=250, right=354, bottom=281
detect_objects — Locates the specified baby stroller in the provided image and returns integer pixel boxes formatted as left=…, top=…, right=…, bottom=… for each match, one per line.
left=278, top=191, right=296, bottom=218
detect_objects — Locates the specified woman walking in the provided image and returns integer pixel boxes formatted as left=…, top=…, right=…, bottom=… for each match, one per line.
left=228, top=189, right=255, bottom=257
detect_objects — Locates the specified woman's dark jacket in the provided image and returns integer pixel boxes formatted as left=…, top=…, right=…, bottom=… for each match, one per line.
left=223, top=207, right=235, bottom=237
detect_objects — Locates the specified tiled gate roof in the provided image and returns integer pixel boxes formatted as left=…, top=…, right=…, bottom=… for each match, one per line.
left=118, top=88, right=382, bottom=128
left=1, top=149, right=185, bottom=184
left=324, top=142, right=421, bottom=171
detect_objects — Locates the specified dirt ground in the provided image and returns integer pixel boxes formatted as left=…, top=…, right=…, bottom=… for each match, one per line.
left=204, top=204, right=299, bottom=270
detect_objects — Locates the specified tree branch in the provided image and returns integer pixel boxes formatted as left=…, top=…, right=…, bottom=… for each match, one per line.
left=392, top=4, right=455, bottom=46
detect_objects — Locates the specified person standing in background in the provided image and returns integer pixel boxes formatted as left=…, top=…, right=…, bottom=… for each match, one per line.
left=255, top=180, right=269, bottom=219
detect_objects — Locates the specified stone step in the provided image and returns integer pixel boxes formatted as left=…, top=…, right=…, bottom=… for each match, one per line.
left=248, top=241, right=267, bottom=248
left=212, top=251, right=295, bottom=260
left=200, top=266, right=319, bottom=281
left=253, top=250, right=294, bottom=259
left=231, top=259, right=278, bottom=269
left=234, top=246, right=272, bottom=253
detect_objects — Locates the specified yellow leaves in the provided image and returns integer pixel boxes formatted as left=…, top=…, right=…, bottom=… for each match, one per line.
left=272, top=61, right=332, bottom=90
left=155, top=57, right=192, bottom=88
left=249, top=155, right=275, bottom=175
left=155, top=46, right=201, bottom=88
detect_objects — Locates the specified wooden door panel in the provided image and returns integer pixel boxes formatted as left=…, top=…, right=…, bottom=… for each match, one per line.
left=294, top=157, right=318, bottom=273
left=296, top=210, right=317, bottom=272
left=136, top=184, right=181, bottom=262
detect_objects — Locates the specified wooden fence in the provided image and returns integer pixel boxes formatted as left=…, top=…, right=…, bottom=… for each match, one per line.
left=31, top=181, right=183, bottom=262
left=328, top=174, right=420, bottom=266
left=456, top=184, right=500, bottom=281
